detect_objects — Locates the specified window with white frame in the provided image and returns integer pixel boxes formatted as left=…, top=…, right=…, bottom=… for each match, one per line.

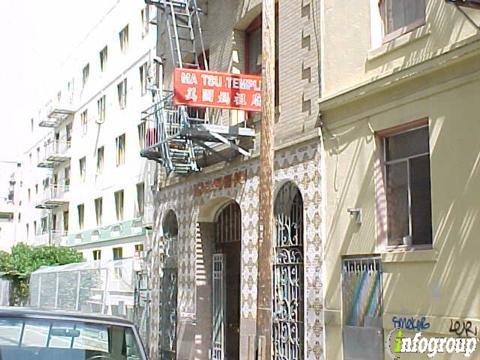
left=114, top=190, right=124, bottom=221
left=63, top=210, right=69, bottom=232
left=93, top=249, right=101, bottom=261
left=138, top=122, right=146, bottom=150
left=77, top=204, right=85, bottom=230
left=135, top=243, right=144, bottom=254
left=139, top=62, right=148, bottom=96
left=81, top=110, right=88, bottom=135
left=136, top=182, right=145, bottom=217
left=66, top=123, right=72, bottom=148
left=119, top=25, right=129, bottom=53
left=116, top=134, right=126, bottom=166
left=96, top=146, right=104, bottom=175
left=79, top=156, right=86, bottom=182
left=113, top=247, right=123, bottom=260
left=100, top=46, right=108, bottom=71
left=141, top=6, right=149, bottom=37
left=40, top=217, right=48, bottom=234
left=97, top=95, right=106, bottom=122
left=380, top=0, right=426, bottom=41
left=82, top=64, right=90, bottom=87
left=95, top=197, right=103, bottom=226
left=64, top=166, right=70, bottom=188
left=117, top=78, right=128, bottom=109
left=382, top=125, right=432, bottom=247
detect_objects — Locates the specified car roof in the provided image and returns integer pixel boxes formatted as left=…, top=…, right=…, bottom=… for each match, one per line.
left=0, top=307, right=135, bottom=327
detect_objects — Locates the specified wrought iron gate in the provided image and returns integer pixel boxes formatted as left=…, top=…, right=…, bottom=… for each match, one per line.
left=273, top=183, right=304, bottom=359
left=211, top=201, right=242, bottom=360
left=212, top=253, right=225, bottom=360
left=159, top=211, right=178, bottom=360
left=342, top=256, right=383, bottom=360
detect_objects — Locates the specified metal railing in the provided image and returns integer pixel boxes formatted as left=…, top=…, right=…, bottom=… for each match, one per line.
left=51, top=230, right=69, bottom=246
left=38, top=140, right=71, bottom=167
left=34, top=230, right=68, bottom=246
left=46, top=96, right=75, bottom=119
left=37, top=184, right=69, bottom=205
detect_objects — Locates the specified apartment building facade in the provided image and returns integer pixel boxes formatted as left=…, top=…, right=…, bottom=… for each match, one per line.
left=320, top=0, right=480, bottom=359
left=15, top=0, right=157, bottom=264
left=0, top=199, right=15, bottom=253
left=141, top=0, right=323, bottom=359
left=0, top=164, right=18, bottom=252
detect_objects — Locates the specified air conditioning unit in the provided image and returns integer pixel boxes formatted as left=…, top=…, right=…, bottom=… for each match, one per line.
left=446, top=0, right=480, bottom=9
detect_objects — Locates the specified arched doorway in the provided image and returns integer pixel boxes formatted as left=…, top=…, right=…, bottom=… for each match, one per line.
left=212, top=201, right=241, bottom=360
left=273, top=182, right=305, bottom=359
left=159, top=210, right=178, bottom=360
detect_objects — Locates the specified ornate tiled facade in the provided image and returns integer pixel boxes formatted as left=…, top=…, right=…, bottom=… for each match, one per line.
left=148, top=139, right=324, bottom=359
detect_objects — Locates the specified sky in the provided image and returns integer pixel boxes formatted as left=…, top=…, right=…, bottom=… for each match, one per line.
left=0, top=0, right=119, bottom=196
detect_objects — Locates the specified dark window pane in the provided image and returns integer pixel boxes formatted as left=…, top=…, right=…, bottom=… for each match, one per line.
left=386, top=0, right=425, bottom=34
left=248, top=28, right=262, bottom=74
left=386, top=126, right=429, bottom=161
left=410, top=155, right=432, bottom=245
left=386, top=161, right=409, bottom=245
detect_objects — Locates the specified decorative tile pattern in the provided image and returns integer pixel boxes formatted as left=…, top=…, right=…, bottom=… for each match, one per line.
left=147, top=140, right=324, bottom=359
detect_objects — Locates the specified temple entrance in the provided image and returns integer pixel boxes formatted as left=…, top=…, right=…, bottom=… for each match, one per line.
left=273, top=182, right=305, bottom=359
left=212, top=201, right=241, bottom=360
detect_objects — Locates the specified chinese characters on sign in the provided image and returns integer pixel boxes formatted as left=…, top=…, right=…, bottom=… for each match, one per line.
left=193, top=171, right=247, bottom=197
left=173, top=68, right=262, bottom=112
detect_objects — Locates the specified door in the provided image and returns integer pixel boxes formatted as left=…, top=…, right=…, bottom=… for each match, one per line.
left=212, top=202, right=241, bottom=360
left=342, top=256, right=383, bottom=360
left=273, top=182, right=304, bottom=359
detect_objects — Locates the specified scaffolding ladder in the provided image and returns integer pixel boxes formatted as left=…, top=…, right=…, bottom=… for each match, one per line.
left=141, top=0, right=254, bottom=175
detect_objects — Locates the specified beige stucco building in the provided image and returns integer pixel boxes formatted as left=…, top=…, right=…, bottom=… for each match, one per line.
left=320, top=0, right=480, bottom=359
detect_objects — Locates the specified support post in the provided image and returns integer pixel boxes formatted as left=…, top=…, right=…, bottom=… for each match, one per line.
left=256, top=0, right=275, bottom=358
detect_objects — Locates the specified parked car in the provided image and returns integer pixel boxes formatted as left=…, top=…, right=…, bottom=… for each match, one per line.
left=0, top=308, right=147, bottom=360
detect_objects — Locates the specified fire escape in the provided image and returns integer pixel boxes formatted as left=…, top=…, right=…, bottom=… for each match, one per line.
left=140, top=0, right=255, bottom=175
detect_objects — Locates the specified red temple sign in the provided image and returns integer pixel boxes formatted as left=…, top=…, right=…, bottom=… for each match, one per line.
left=173, top=68, right=262, bottom=112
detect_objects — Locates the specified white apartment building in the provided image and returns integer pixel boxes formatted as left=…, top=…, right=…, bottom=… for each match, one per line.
left=0, top=163, right=19, bottom=252
left=14, top=0, right=157, bottom=262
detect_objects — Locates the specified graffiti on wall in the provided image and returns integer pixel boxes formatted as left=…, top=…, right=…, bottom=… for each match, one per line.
left=392, top=316, right=430, bottom=331
left=449, top=320, right=478, bottom=338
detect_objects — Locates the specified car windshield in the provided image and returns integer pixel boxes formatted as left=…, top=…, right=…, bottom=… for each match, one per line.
left=0, top=317, right=145, bottom=360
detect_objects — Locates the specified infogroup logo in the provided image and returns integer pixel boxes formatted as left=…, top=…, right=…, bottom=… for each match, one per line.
left=386, top=329, right=478, bottom=359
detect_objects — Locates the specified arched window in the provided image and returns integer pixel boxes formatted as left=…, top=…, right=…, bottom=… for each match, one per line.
left=273, top=182, right=304, bottom=359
